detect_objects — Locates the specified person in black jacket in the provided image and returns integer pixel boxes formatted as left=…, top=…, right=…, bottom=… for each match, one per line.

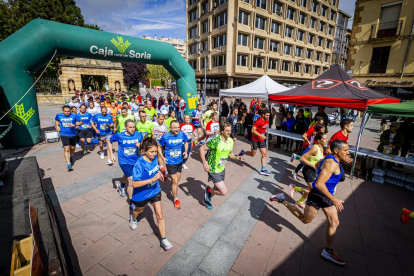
left=226, top=108, right=239, bottom=140
left=220, top=99, right=229, bottom=123
left=244, top=106, right=255, bottom=143
left=295, top=109, right=307, bottom=153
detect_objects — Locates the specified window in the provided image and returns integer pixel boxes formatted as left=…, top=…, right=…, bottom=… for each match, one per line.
left=306, top=49, right=312, bottom=59
left=213, top=55, right=226, bottom=67
left=328, top=25, right=334, bottom=35
left=297, top=30, right=304, bottom=41
left=287, top=8, right=295, bottom=20
left=317, top=37, right=324, bottom=46
left=189, top=8, right=198, bottom=23
left=330, top=11, right=336, bottom=21
left=310, top=17, right=316, bottom=28
left=300, top=0, right=307, bottom=7
left=202, top=40, right=208, bottom=51
left=268, top=59, right=278, bottom=70
left=213, top=34, right=226, bottom=47
left=326, top=40, right=331, bottom=49
left=284, top=44, right=292, bottom=55
left=201, top=1, right=209, bottom=14
left=255, top=16, right=266, bottom=30
left=270, top=40, right=279, bottom=52
left=285, top=26, right=293, bottom=38
left=299, top=13, right=306, bottom=25
left=256, top=0, right=267, bottom=10
left=308, top=34, right=314, bottom=44
left=189, top=26, right=198, bottom=38
left=369, top=46, right=391, bottom=73
left=294, top=63, right=300, bottom=72
left=271, top=21, right=281, bottom=34
left=324, top=54, right=330, bottom=63
left=254, top=37, right=265, bottom=49
left=189, top=0, right=198, bottom=4
left=213, top=12, right=227, bottom=28
left=237, top=54, right=248, bottom=66
left=201, top=20, right=209, bottom=34
left=189, top=44, right=198, bottom=54
left=189, top=60, right=197, bottom=69
left=316, top=51, right=321, bottom=60
left=312, top=1, right=318, bottom=12
left=282, top=61, right=290, bottom=71
left=321, top=6, right=328, bottom=17
left=215, top=0, right=228, bottom=6
left=314, top=66, right=319, bottom=74
left=239, top=11, right=250, bottom=25
left=295, top=47, right=303, bottom=57
left=332, top=0, right=337, bottom=6
left=273, top=1, right=283, bottom=14
left=238, top=33, right=249, bottom=46
left=305, top=64, right=311, bottom=73
left=319, top=21, right=325, bottom=32
left=233, top=81, right=241, bottom=87
left=253, top=56, right=264, bottom=68
left=241, top=0, right=250, bottom=2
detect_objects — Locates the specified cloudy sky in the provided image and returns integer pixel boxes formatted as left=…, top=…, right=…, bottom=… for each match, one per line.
left=77, top=0, right=356, bottom=40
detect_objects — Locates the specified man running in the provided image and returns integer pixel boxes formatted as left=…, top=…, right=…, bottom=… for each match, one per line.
left=328, top=118, right=354, bottom=145
left=153, top=113, right=169, bottom=141
left=200, top=122, right=243, bottom=210
left=270, top=139, right=349, bottom=265
left=158, top=120, right=189, bottom=209
left=144, top=100, right=157, bottom=122
left=117, top=107, right=135, bottom=133
left=76, top=104, right=93, bottom=155
left=55, top=105, right=82, bottom=171
left=190, top=104, right=206, bottom=145
left=92, top=107, right=114, bottom=164
left=136, top=110, right=155, bottom=138
left=180, top=114, right=196, bottom=170
left=245, top=109, right=271, bottom=176
left=203, top=103, right=217, bottom=128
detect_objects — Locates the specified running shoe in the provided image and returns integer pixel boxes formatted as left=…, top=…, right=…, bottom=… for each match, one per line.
left=75, top=143, right=80, bottom=148
left=70, top=156, right=74, bottom=165
left=203, top=198, right=214, bottom=210
left=289, top=184, right=296, bottom=198
left=401, top=208, right=413, bottom=225
left=291, top=153, right=296, bottom=163
left=67, top=163, right=73, bottom=171
left=117, top=182, right=126, bottom=197
left=107, top=159, right=113, bottom=166
left=260, top=169, right=271, bottom=176
left=83, top=150, right=87, bottom=156
left=160, top=238, right=173, bottom=251
left=270, top=193, right=285, bottom=203
left=174, top=199, right=181, bottom=209
left=238, top=150, right=245, bottom=157
left=205, top=185, right=212, bottom=203
left=100, top=152, right=105, bottom=159
left=198, top=141, right=205, bottom=146
left=295, top=202, right=305, bottom=210
left=321, top=248, right=346, bottom=265
left=183, top=164, right=188, bottom=170
left=292, top=171, right=299, bottom=181
left=129, top=215, right=138, bottom=230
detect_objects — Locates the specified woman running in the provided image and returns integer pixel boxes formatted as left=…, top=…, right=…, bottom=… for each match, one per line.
left=130, top=136, right=173, bottom=251
left=164, top=110, right=177, bottom=130
left=289, top=132, right=328, bottom=209
left=180, top=114, right=196, bottom=170
left=205, top=112, right=220, bottom=142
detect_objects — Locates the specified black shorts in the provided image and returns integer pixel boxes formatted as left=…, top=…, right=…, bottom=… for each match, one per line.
left=194, top=125, right=202, bottom=129
left=61, top=135, right=77, bottom=147
left=306, top=189, right=334, bottom=210
left=252, top=140, right=266, bottom=150
left=166, top=163, right=183, bottom=175
left=131, top=191, right=162, bottom=208
left=302, top=165, right=316, bottom=183
left=77, top=129, right=92, bottom=139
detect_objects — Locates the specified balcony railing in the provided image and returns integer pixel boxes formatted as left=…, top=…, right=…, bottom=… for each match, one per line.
left=371, top=20, right=403, bottom=39
left=369, top=64, right=387, bottom=74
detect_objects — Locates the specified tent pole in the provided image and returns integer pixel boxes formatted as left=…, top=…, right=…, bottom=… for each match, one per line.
left=350, top=110, right=368, bottom=178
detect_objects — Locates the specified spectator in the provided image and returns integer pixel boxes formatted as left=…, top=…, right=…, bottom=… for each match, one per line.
left=380, top=119, right=388, bottom=133
left=378, top=121, right=404, bottom=167
left=398, top=118, right=414, bottom=158
left=282, top=111, right=296, bottom=151
left=294, top=109, right=307, bottom=153
left=244, top=106, right=255, bottom=143
left=314, top=106, right=329, bottom=133
left=273, top=106, right=285, bottom=147
left=220, top=99, right=229, bottom=123
left=226, top=108, right=239, bottom=140
left=158, top=96, right=164, bottom=110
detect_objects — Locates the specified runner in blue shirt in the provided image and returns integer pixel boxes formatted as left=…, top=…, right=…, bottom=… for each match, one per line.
left=129, top=136, right=173, bottom=251
left=158, top=120, right=189, bottom=210
left=55, top=105, right=82, bottom=171
left=109, top=119, right=143, bottom=199
left=92, top=107, right=114, bottom=165
left=190, top=104, right=206, bottom=145
left=76, top=104, right=93, bottom=156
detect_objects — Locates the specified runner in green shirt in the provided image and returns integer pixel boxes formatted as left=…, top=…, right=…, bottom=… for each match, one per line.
left=202, top=103, right=217, bottom=128
left=136, top=110, right=155, bottom=138
left=144, top=101, right=158, bottom=121
left=199, top=121, right=243, bottom=210
left=117, top=107, right=135, bottom=132
left=164, top=110, right=177, bottom=130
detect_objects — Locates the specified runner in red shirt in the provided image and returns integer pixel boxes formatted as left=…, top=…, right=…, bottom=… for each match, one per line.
left=180, top=114, right=196, bottom=170
left=302, top=116, right=325, bottom=150
left=138, top=94, right=142, bottom=104
left=205, top=112, right=220, bottom=142
left=245, top=109, right=271, bottom=176
left=326, top=118, right=354, bottom=155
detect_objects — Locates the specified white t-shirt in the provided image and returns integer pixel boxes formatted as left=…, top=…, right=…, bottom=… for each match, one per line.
left=180, top=123, right=195, bottom=141
left=153, top=122, right=169, bottom=140
left=86, top=107, right=100, bottom=116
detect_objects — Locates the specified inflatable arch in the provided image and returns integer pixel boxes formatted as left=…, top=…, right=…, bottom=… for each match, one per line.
left=0, top=19, right=198, bottom=147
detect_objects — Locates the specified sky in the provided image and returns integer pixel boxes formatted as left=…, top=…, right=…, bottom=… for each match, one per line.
left=77, top=0, right=357, bottom=40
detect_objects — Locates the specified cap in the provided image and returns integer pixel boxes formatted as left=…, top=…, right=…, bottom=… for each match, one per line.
left=161, top=110, right=168, bottom=115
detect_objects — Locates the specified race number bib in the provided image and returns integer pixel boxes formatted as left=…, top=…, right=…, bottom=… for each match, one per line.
left=100, top=124, right=108, bottom=130
left=141, top=131, right=148, bottom=136
left=219, top=158, right=228, bottom=166
left=154, top=132, right=161, bottom=140
left=170, top=149, right=181, bottom=158
left=124, top=147, right=136, bottom=156
left=81, top=124, right=89, bottom=129
left=185, top=132, right=192, bottom=139
left=212, top=125, right=219, bottom=132
left=62, top=122, right=71, bottom=128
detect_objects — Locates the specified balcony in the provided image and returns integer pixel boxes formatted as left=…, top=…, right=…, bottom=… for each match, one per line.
left=369, top=64, right=387, bottom=74
left=371, top=20, right=403, bottom=40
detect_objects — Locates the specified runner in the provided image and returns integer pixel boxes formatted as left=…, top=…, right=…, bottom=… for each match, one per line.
left=205, top=112, right=220, bottom=142
left=202, top=103, right=218, bottom=128
left=325, top=119, right=354, bottom=155
left=401, top=208, right=414, bottom=224
left=153, top=113, right=169, bottom=142
left=129, top=136, right=173, bottom=250
left=136, top=110, right=155, bottom=138
left=109, top=120, right=144, bottom=199
left=245, top=109, right=271, bottom=176
left=109, top=101, right=119, bottom=132
left=158, top=120, right=189, bottom=209
left=144, top=100, right=158, bottom=122
left=55, top=105, right=82, bottom=171
left=164, top=110, right=177, bottom=130
left=180, top=114, right=196, bottom=170
left=86, top=101, right=99, bottom=116
left=116, top=107, right=135, bottom=133
left=200, top=122, right=243, bottom=210
left=290, top=132, right=328, bottom=209
left=270, top=139, right=349, bottom=265
left=76, top=104, right=93, bottom=155
left=190, top=104, right=206, bottom=145
left=92, top=107, right=114, bottom=164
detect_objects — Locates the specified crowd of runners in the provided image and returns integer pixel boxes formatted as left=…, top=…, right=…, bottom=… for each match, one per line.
left=54, top=90, right=413, bottom=265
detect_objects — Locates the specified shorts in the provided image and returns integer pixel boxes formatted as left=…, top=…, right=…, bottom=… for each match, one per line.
left=61, top=135, right=77, bottom=147
left=77, top=129, right=92, bottom=139
left=166, top=163, right=183, bottom=175
left=119, top=163, right=134, bottom=178
left=131, top=191, right=162, bottom=208
left=302, top=165, right=316, bottom=183
left=208, top=170, right=225, bottom=183
left=98, top=134, right=112, bottom=141
left=251, top=140, right=266, bottom=150
left=306, top=189, right=334, bottom=210
left=194, top=125, right=202, bottom=129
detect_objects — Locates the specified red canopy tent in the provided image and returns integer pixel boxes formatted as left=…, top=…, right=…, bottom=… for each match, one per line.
left=269, top=64, right=400, bottom=110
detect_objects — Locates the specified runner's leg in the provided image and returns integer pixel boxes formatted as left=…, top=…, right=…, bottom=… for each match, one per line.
left=259, top=147, right=267, bottom=168
left=322, top=205, right=340, bottom=249
left=126, top=176, right=133, bottom=199
left=153, top=201, right=166, bottom=238
left=170, top=172, right=181, bottom=199
left=131, top=205, right=145, bottom=221
left=80, top=137, right=86, bottom=152
left=210, top=181, right=227, bottom=197
left=63, top=145, right=71, bottom=164
left=281, top=201, right=318, bottom=224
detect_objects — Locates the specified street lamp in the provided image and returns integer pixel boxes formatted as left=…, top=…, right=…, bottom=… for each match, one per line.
left=195, top=38, right=207, bottom=109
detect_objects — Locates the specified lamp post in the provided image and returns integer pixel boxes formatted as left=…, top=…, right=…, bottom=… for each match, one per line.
left=195, top=38, right=207, bottom=109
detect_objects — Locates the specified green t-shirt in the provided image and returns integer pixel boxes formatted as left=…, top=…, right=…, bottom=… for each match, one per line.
left=203, top=110, right=213, bottom=128
left=136, top=120, right=154, bottom=137
left=206, top=136, right=234, bottom=174
left=164, top=117, right=177, bottom=130
left=116, top=114, right=134, bottom=133
left=144, top=108, right=158, bottom=121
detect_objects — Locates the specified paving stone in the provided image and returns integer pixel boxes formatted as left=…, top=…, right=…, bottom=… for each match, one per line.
left=332, top=245, right=368, bottom=276
left=265, top=242, right=303, bottom=276
left=299, top=243, right=334, bottom=276
left=92, top=198, right=129, bottom=219
left=71, top=233, right=94, bottom=253
left=192, top=269, right=211, bottom=276
left=248, top=217, right=279, bottom=250
left=84, top=264, right=114, bottom=276
left=356, top=207, right=385, bottom=230
left=119, top=265, right=147, bottom=276
left=191, top=217, right=228, bottom=248
left=394, top=248, right=414, bottom=276
left=364, top=246, right=403, bottom=276
left=338, top=209, right=359, bottom=230
left=334, top=224, right=364, bottom=254
left=69, top=197, right=111, bottom=218
left=360, top=224, right=394, bottom=255
left=198, top=240, right=240, bottom=276
left=167, top=217, right=201, bottom=246
left=220, top=218, right=255, bottom=249
left=384, top=223, right=414, bottom=253
left=231, top=241, right=271, bottom=276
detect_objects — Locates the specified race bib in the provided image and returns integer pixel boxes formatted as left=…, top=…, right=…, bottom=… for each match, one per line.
left=154, top=132, right=161, bottom=140
left=62, top=122, right=71, bottom=128
left=100, top=124, right=108, bottom=130
left=124, top=147, right=136, bottom=156
left=141, top=131, right=148, bottom=136
left=170, top=149, right=181, bottom=158
left=81, top=124, right=89, bottom=129
left=219, top=158, right=228, bottom=166
left=213, top=125, right=219, bottom=132
left=185, top=132, right=192, bottom=139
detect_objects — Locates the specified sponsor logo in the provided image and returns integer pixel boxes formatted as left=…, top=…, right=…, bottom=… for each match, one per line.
left=7, top=103, right=36, bottom=125
left=90, top=36, right=151, bottom=59
left=311, top=79, right=342, bottom=90
left=345, top=79, right=368, bottom=90
left=110, top=36, right=131, bottom=53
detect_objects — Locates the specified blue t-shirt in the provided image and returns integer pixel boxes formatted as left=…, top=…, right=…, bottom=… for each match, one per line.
left=191, top=110, right=202, bottom=127
left=130, top=103, right=139, bottom=112
left=159, top=131, right=189, bottom=165
left=312, top=155, right=344, bottom=195
left=110, top=131, right=143, bottom=165
left=92, top=114, right=113, bottom=135
left=55, top=113, right=77, bottom=137
left=132, top=155, right=161, bottom=202
left=76, top=113, right=93, bottom=131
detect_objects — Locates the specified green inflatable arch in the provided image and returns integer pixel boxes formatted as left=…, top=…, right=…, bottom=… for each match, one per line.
left=0, top=19, right=198, bottom=147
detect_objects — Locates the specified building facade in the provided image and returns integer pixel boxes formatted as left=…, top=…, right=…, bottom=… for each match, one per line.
left=331, top=10, right=351, bottom=69
left=186, top=0, right=339, bottom=91
left=347, top=0, right=414, bottom=90
left=142, top=36, right=187, bottom=60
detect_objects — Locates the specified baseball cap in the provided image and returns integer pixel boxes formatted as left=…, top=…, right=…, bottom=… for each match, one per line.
left=161, top=110, right=168, bottom=115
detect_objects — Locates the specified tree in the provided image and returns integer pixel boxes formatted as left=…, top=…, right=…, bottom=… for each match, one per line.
left=146, top=64, right=174, bottom=86
left=122, top=63, right=149, bottom=91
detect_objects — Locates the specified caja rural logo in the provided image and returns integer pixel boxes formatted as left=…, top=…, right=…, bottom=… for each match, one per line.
left=90, top=36, right=152, bottom=59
